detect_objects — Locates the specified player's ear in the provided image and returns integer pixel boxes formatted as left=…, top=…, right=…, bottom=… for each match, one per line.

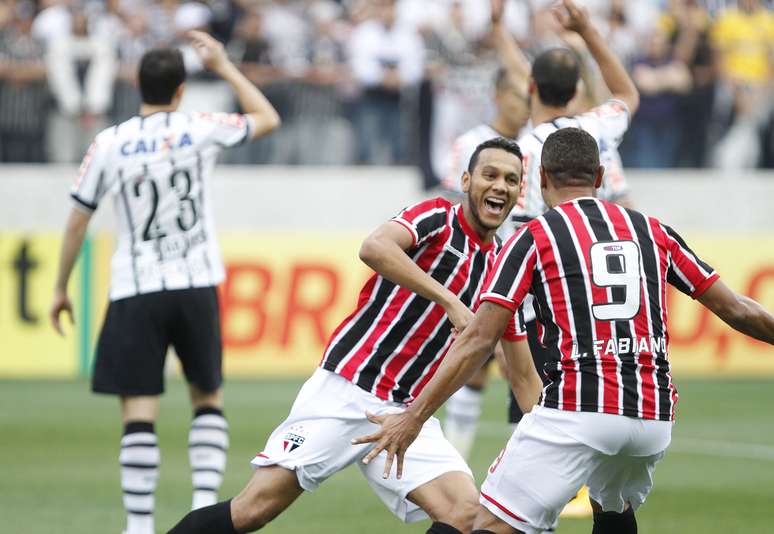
left=528, top=77, right=537, bottom=96
left=461, top=171, right=471, bottom=193
left=539, top=165, right=548, bottom=190
left=594, top=165, right=604, bottom=189
left=173, top=83, right=185, bottom=103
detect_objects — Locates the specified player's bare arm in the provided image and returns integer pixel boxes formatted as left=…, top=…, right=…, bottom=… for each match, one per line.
left=698, top=279, right=774, bottom=344
left=189, top=30, right=280, bottom=139
left=498, top=338, right=542, bottom=414
left=359, top=221, right=474, bottom=332
left=491, top=0, right=531, bottom=83
left=555, top=0, right=639, bottom=114
left=352, top=301, right=512, bottom=479
left=50, top=207, right=92, bottom=335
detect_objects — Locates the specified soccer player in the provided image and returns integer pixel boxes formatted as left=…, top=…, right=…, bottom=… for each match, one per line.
left=354, top=127, right=774, bottom=534
left=167, top=137, right=542, bottom=534
left=49, top=32, right=280, bottom=534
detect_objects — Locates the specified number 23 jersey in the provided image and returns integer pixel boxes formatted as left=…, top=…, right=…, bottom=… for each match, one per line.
left=481, top=197, right=719, bottom=421
left=71, top=111, right=254, bottom=301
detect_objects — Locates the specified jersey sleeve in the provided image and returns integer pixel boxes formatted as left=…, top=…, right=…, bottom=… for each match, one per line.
left=480, top=226, right=537, bottom=312
left=391, top=197, right=450, bottom=248
left=194, top=112, right=255, bottom=148
left=71, top=135, right=110, bottom=213
left=661, top=223, right=719, bottom=299
left=581, top=99, right=630, bottom=148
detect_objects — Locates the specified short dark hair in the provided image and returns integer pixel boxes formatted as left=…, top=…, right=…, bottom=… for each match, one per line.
left=138, top=48, right=186, bottom=105
left=541, top=128, right=599, bottom=186
left=467, top=137, right=523, bottom=173
left=531, top=48, right=579, bottom=107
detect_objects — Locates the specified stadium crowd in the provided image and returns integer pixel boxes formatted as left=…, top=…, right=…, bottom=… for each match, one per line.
left=0, top=0, right=772, bottom=177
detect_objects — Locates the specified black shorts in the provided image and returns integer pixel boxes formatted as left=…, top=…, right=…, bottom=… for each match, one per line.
left=92, top=286, right=222, bottom=396
left=508, top=319, right=551, bottom=424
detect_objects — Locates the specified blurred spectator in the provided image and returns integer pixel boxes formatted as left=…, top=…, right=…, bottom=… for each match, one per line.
left=622, top=28, right=692, bottom=168
left=349, top=0, right=424, bottom=164
left=426, top=1, right=500, bottom=183
left=660, top=0, right=717, bottom=167
left=710, top=0, right=774, bottom=168
left=0, top=0, right=49, bottom=162
left=44, top=5, right=115, bottom=162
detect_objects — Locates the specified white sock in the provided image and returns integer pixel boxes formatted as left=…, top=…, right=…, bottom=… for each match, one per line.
left=120, top=423, right=159, bottom=534
left=443, top=385, right=483, bottom=460
left=189, top=409, right=229, bottom=510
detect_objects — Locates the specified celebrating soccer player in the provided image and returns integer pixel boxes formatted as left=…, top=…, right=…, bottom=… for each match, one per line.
left=167, top=137, right=542, bottom=534
left=355, top=126, right=774, bottom=534
left=49, top=32, right=280, bottom=534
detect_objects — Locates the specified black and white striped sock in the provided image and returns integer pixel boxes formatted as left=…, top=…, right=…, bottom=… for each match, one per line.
left=189, top=407, right=229, bottom=510
left=120, top=421, right=159, bottom=534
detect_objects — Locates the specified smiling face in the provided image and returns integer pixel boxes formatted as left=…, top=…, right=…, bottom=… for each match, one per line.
left=461, top=148, right=523, bottom=232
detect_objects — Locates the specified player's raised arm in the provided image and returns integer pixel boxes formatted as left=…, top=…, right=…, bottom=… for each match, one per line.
left=555, top=0, right=639, bottom=115
left=698, top=280, right=774, bottom=345
left=50, top=208, right=92, bottom=336
left=358, top=212, right=473, bottom=333
left=491, top=0, right=531, bottom=84
left=188, top=31, right=280, bottom=139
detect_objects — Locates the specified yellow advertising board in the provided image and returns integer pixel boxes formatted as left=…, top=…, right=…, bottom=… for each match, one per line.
left=1, top=232, right=772, bottom=378
left=0, top=233, right=80, bottom=377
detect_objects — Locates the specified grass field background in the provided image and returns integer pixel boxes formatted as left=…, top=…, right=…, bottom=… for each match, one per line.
left=2, top=378, right=773, bottom=533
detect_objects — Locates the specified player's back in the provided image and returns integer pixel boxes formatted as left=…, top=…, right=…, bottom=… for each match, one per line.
left=71, top=111, right=253, bottom=300
left=485, top=197, right=718, bottom=421
left=514, top=100, right=630, bottom=221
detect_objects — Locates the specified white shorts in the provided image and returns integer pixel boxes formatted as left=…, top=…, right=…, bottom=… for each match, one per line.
left=480, top=406, right=672, bottom=534
left=251, top=368, right=473, bottom=522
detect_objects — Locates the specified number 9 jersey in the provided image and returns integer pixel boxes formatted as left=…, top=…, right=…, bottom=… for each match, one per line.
left=480, top=197, right=719, bottom=421
left=71, top=111, right=255, bottom=301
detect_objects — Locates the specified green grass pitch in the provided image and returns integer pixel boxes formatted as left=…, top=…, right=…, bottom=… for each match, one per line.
left=1, top=378, right=773, bottom=533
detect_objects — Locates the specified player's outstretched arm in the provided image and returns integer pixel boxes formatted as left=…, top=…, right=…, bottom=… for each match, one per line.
left=698, top=279, right=774, bottom=345
left=359, top=221, right=474, bottom=332
left=50, top=208, right=92, bottom=336
left=491, top=0, right=531, bottom=84
left=555, top=0, right=639, bottom=114
left=352, top=302, right=510, bottom=479
left=188, top=31, right=280, bottom=139
left=498, top=339, right=542, bottom=413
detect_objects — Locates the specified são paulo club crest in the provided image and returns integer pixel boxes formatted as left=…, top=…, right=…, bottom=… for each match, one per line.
left=282, top=425, right=306, bottom=453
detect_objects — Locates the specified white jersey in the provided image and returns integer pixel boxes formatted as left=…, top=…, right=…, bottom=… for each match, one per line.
left=514, top=99, right=630, bottom=225
left=71, top=110, right=254, bottom=301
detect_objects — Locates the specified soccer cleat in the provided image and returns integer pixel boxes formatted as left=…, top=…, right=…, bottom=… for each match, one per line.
left=560, top=485, right=592, bottom=518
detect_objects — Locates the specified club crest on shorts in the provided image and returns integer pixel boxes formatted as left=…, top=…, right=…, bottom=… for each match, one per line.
left=282, top=426, right=306, bottom=453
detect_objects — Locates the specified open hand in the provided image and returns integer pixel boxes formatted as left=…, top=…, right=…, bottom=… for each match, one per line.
left=50, top=291, right=74, bottom=336
left=351, top=410, right=423, bottom=480
left=553, top=0, right=591, bottom=34
left=188, top=30, right=230, bottom=73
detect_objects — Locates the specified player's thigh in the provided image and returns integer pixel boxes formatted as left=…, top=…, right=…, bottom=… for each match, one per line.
left=480, top=411, right=592, bottom=533
left=360, top=416, right=475, bottom=524
left=251, top=369, right=375, bottom=492
left=586, top=450, right=666, bottom=514
left=170, top=287, right=223, bottom=394
left=92, top=293, right=171, bottom=396
left=231, top=465, right=304, bottom=530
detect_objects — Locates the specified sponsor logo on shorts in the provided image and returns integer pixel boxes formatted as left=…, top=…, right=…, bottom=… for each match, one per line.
left=283, top=426, right=306, bottom=452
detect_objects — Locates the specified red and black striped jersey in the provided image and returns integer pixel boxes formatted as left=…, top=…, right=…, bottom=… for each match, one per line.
left=320, top=197, right=523, bottom=404
left=481, top=197, right=719, bottom=421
